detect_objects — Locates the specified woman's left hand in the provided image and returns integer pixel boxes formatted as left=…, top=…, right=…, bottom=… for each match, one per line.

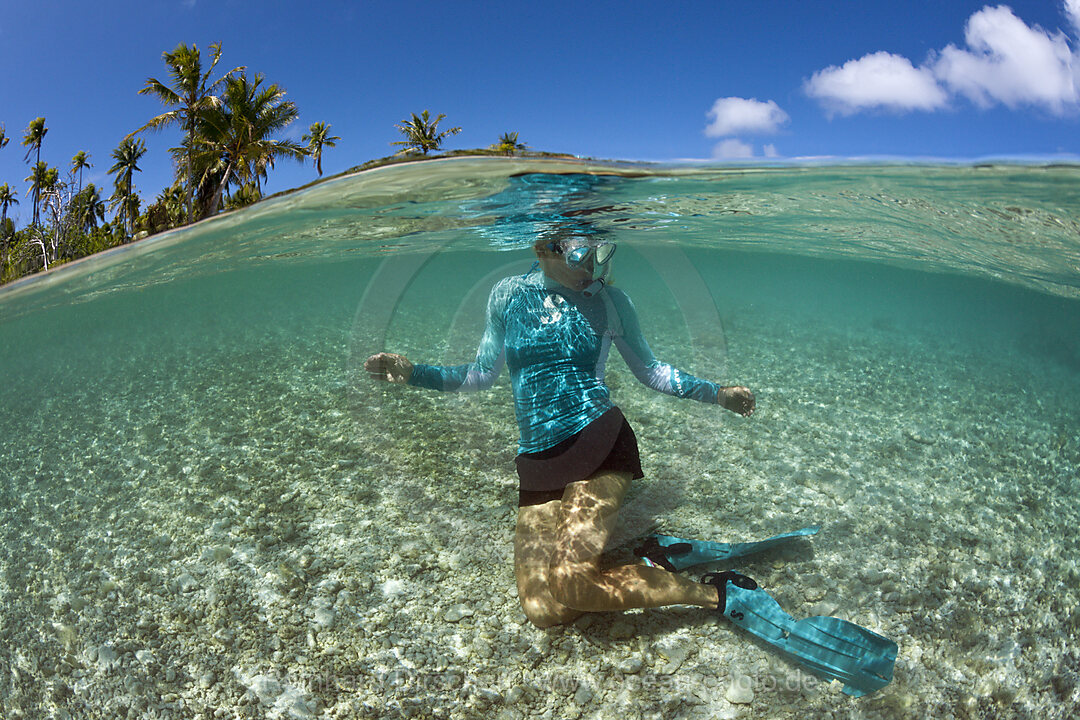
left=719, top=386, right=755, bottom=417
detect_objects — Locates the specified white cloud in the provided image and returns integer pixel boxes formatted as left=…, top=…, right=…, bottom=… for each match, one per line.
left=705, top=97, right=789, bottom=137
left=933, top=5, right=1078, bottom=113
left=1068, top=0, right=1080, bottom=33
left=804, top=51, right=948, bottom=115
left=805, top=2, right=1080, bottom=116
left=712, top=138, right=755, bottom=159
left=763, top=144, right=780, bottom=158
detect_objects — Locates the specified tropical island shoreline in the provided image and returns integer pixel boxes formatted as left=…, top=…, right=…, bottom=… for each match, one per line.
left=0, top=41, right=586, bottom=291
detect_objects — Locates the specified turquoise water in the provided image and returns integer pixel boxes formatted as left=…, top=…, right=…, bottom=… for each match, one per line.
left=1, top=158, right=1079, bottom=718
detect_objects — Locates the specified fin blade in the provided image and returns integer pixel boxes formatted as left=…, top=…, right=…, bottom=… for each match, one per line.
left=648, top=527, right=820, bottom=571
left=788, top=616, right=898, bottom=697
left=722, top=581, right=897, bottom=697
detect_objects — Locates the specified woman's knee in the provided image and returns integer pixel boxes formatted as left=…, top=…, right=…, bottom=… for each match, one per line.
left=547, top=560, right=597, bottom=610
left=519, top=594, right=578, bottom=628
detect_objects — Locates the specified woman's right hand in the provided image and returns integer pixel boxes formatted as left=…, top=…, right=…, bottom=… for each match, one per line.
left=364, top=352, right=414, bottom=383
left=719, top=386, right=755, bottom=417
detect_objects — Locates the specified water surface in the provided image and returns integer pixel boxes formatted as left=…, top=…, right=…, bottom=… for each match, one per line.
left=1, top=159, right=1078, bottom=719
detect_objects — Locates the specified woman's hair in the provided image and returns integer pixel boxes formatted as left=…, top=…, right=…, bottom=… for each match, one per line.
left=533, top=236, right=556, bottom=254
left=534, top=231, right=602, bottom=254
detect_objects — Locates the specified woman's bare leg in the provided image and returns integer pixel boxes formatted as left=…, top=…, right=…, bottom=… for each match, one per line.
left=548, top=470, right=719, bottom=613
left=515, top=499, right=586, bottom=628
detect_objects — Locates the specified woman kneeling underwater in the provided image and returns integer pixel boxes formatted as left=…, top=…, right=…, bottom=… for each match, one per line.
left=365, top=235, right=896, bottom=697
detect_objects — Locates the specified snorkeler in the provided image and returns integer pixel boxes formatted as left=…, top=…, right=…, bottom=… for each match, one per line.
left=365, top=235, right=896, bottom=696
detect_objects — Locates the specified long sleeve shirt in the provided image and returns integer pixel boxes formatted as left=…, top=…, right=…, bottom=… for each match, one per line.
left=408, top=272, right=721, bottom=454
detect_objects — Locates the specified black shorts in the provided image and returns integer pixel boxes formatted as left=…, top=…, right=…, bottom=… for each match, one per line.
left=516, top=407, right=644, bottom=507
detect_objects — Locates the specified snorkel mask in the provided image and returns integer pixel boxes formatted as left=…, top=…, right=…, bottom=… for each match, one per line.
left=564, top=239, right=615, bottom=297
left=528, top=237, right=615, bottom=297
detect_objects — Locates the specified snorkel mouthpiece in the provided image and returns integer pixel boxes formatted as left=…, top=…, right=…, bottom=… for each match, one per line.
left=582, top=276, right=607, bottom=297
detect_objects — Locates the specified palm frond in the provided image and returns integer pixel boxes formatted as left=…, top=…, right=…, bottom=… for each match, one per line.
left=137, top=78, right=181, bottom=105
left=130, top=109, right=183, bottom=138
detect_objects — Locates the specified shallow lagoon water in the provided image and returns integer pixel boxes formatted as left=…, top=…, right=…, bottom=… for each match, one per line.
left=1, top=158, right=1079, bottom=719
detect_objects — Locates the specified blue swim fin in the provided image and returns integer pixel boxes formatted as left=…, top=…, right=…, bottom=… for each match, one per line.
left=634, top=527, right=820, bottom=572
left=703, top=571, right=897, bottom=697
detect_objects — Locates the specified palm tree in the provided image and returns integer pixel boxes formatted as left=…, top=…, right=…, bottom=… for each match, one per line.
left=108, top=138, right=147, bottom=237
left=20, top=117, right=48, bottom=224
left=25, top=161, right=54, bottom=226
left=183, top=72, right=305, bottom=216
left=492, top=131, right=527, bottom=156
left=228, top=74, right=304, bottom=194
left=20, top=117, right=47, bottom=164
left=41, top=166, right=60, bottom=195
left=223, top=183, right=261, bottom=211
left=391, top=110, right=461, bottom=156
left=0, top=183, right=17, bottom=273
left=133, top=42, right=244, bottom=224
left=144, top=184, right=186, bottom=233
left=0, top=183, right=17, bottom=225
left=71, top=151, right=93, bottom=194
left=302, top=121, right=340, bottom=176
left=70, top=183, right=106, bottom=233
left=0, top=124, right=8, bottom=152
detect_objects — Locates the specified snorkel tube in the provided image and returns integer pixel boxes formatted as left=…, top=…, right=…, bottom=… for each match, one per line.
left=582, top=274, right=607, bottom=298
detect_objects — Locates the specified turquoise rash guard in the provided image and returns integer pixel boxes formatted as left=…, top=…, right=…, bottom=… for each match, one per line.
left=408, top=273, right=722, bottom=454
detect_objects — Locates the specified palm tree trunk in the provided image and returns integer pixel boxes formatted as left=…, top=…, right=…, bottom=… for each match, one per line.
left=34, top=144, right=42, bottom=225
left=126, top=176, right=135, bottom=237
left=185, top=112, right=194, bottom=225
left=1, top=211, right=7, bottom=278
left=208, top=162, right=234, bottom=217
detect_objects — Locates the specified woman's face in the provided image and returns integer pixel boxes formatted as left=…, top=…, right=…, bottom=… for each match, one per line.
left=536, top=242, right=594, bottom=291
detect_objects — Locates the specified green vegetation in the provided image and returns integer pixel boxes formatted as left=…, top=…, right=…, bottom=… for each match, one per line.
left=183, top=72, right=307, bottom=216
left=0, top=182, right=17, bottom=273
left=491, top=131, right=527, bottom=156
left=303, top=122, right=339, bottom=177
left=134, top=41, right=244, bottom=225
left=108, top=137, right=147, bottom=237
left=70, top=150, right=92, bottom=194
left=0, top=40, right=557, bottom=287
left=20, top=118, right=48, bottom=225
left=391, top=110, right=461, bottom=156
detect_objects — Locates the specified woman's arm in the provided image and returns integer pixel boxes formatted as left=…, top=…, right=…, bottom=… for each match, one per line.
left=609, top=289, right=754, bottom=416
left=365, top=279, right=509, bottom=392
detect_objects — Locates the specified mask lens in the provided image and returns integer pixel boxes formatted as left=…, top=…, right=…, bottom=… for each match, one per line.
left=564, top=246, right=591, bottom=267
left=563, top=243, right=615, bottom=268
left=594, top=243, right=615, bottom=264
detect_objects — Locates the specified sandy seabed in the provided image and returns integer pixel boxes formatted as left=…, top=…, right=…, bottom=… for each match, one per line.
left=2, top=294, right=1079, bottom=720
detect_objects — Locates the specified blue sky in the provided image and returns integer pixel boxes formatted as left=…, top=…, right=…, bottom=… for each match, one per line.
left=2, top=0, right=1080, bottom=226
